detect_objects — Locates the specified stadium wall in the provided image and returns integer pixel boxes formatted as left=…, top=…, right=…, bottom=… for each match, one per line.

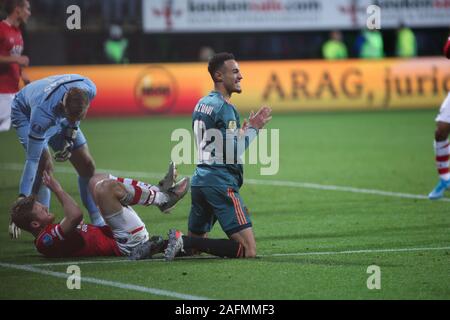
left=25, top=58, right=450, bottom=116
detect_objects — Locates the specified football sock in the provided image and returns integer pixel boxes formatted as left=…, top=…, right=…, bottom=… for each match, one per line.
left=79, top=176, right=105, bottom=226
left=109, top=174, right=160, bottom=192
left=120, top=184, right=168, bottom=206
left=181, top=236, right=245, bottom=258
left=434, top=139, right=450, bottom=181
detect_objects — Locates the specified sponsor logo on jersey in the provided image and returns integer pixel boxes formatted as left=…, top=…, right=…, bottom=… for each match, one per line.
left=42, top=234, right=53, bottom=247
left=135, top=66, right=178, bottom=113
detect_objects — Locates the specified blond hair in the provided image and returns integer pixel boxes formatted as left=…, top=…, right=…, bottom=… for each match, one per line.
left=64, top=88, right=89, bottom=118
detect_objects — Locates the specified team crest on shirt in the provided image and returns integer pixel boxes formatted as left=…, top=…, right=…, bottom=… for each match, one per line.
left=228, top=121, right=237, bottom=130
left=31, top=123, right=44, bottom=134
left=42, top=234, right=53, bottom=247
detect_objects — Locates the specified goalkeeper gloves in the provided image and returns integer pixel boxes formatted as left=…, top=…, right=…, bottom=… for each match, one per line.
left=54, top=126, right=78, bottom=162
left=9, top=221, right=21, bottom=239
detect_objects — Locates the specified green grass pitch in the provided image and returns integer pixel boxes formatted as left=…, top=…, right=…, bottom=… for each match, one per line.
left=0, top=110, right=449, bottom=300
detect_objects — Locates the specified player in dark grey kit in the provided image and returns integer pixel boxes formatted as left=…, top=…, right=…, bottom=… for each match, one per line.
left=163, top=52, right=272, bottom=260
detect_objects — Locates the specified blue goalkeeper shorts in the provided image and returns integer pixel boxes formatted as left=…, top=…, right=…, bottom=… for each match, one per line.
left=188, top=186, right=252, bottom=237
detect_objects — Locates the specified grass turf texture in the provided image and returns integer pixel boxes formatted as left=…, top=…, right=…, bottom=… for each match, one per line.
left=0, top=109, right=449, bottom=300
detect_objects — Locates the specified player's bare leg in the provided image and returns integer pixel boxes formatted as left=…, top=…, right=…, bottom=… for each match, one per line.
left=70, top=145, right=105, bottom=225
left=88, top=162, right=183, bottom=213
left=435, top=122, right=450, bottom=142
left=92, top=175, right=189, bottom=260
left=429, top=121, right=450, bottom=199
left=91, top=175, right=189, bottom=213
left=93, top=179, right=130, bottom=218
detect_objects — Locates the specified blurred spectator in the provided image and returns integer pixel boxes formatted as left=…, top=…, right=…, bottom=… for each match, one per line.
left=266, top=34, right=283, bottom=59
left=0, top=0, right=31, bottom=133
left=396, top=24, right=417, bottom=58
left=355, top=29, right=384, bottom=59
left=102, top=0, right=137, bottom=24
left=104, top=24, right=128, bottom=64
left=198, top=46, right=215, bottom=62
left=322, top=31, right=348, bottom=60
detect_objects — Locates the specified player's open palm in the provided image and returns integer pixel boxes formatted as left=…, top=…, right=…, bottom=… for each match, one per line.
left=249, top=106, right=272, bottom=129
left=42, top=171, right=63, bottom=193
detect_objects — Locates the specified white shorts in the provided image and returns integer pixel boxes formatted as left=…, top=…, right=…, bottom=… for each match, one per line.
left=435, top=92, right=450, bottom=123
left=0, top=93, right=15, bottom=132
left=104, top=206, right=149, bottom=256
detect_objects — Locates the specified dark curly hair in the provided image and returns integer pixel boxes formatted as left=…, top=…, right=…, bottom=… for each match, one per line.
left=207, top=52, right=235, bottom=83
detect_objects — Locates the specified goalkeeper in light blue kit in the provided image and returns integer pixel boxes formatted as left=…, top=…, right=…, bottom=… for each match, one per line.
left=9, top=74, right=105, bottom=238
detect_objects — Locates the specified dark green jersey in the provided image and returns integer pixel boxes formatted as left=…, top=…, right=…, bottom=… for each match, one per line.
left=191, top=91, right=244, bottom=188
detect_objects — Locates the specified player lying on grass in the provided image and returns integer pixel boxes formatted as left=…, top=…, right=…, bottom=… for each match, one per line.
left=10, top=163, right=189, bottom=258
left=428, top=35, right=450, bottom=199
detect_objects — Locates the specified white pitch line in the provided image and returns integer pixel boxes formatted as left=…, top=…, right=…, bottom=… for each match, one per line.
left=0, top=262, right=211, bottom=300
left=29, top=255, right=217, bottom=267
left=1, top=162, right=448, bottom=202
left=246, top=178, right=450, bottom=202
left=24, top=245, right=450, bottom=267
left=264, top=246, right=450, bottom=257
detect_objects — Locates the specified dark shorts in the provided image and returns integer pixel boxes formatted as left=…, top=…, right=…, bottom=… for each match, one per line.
left=188, top=186, right=252, bottom=237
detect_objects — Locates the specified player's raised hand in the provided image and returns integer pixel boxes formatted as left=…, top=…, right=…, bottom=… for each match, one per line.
left=249, top=106, right=272, bottom=129
left=239, top=118, right=250, bottom=136
left=42, top=171, right=63, bottom=193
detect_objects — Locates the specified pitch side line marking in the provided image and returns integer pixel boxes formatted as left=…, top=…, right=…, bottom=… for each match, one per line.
left=29, top=255, right=216, bottom=267
left=25, top=245, right=450, bottom=267
left=2, top=163, right=449, bottom=202
left=266, top=246, right=450, bottom=257
left=0, top=262, right=211, bottom=300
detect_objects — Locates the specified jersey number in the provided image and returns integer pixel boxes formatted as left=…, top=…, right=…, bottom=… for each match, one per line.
left=193, top=119, right=211, bottom=162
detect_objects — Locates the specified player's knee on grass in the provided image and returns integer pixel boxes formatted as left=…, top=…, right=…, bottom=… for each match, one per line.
left=230, top=229, right=257, bottom=258
left=244, top=244, right=257, bottom=258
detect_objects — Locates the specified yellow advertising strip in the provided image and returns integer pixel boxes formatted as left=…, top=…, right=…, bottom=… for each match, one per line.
left=24, top=58, right=450, bottom=116
left=233, top=58, right=450, bottom=112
